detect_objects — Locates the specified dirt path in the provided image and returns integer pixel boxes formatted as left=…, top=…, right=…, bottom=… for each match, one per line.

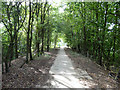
left=39, top=47, right=97, bottom=88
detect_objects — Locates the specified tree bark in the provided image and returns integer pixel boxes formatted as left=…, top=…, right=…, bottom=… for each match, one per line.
left=101, top=2, right=108, bottom=66
left=26, top=1, right=31, bottom=63
left=83, top=3, right=87, bottom=56
left=47, top=6, right=50, bottom=52
left=41, top=2, right=47, bottom=54
left=113, top=5, right=118, bottom=62
left=54, top=34, right=58, bottom=48
left=30, top=4, right=35, bottom=60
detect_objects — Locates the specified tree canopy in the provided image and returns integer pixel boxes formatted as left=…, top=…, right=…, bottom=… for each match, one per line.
left=1, top=1, right=120, bottom=80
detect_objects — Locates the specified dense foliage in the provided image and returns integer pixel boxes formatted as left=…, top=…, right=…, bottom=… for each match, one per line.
left=62, top=2, right=120, bottom=73
left=1, top=1, right=60, bottom=73
left=1, top=1, right=120, bottom=80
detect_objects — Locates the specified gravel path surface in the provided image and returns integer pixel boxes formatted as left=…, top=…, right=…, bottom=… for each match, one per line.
left=41, top=47, right=96, bottom=88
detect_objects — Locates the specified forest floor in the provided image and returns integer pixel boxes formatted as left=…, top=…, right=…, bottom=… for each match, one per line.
left=2, top=48, right=59, bottom=88
left=0, top=64, right=1, bottom=89
left=2, top=47, right=119, bottom=88
left=65, top=48, right=119, bottom=88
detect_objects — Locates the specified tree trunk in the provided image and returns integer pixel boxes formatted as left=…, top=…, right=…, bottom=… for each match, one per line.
left=36, top=3, right=41, bottom=57
left=83, top=3, right=87, bottom=56
left=96, top=5, right=102, bottom=65
left=54, top=34, right=58, bottom=48
left=26, top=1, right=31, bottom=63
left=2, top=62, right=4, bottom=73
left=41, top=28, right=44, bottom=53
left=101, top=2, right=108, bottom=66
left=30, top=4, right=34, bottom=60
left=14, top=26, right=18, bottom=58
left=113, top=5, right=118, bottom=62
left=4, top=42, right=12, bottom=72
left=47, top=6, right=50, bottom=52
left=47, top=31, right=50, bottom=52
left=41, top=2, right=47, bottom=54
left=9, top=34, right=14, bottom=67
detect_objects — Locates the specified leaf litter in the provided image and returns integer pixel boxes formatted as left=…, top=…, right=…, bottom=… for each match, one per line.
left=2, top=49, right=59, bottom=88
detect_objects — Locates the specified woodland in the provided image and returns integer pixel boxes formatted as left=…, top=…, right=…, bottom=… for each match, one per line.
left=1, top=0, right=120, bottom=88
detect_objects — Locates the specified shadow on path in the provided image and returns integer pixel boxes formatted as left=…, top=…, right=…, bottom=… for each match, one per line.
left=37, top=47, right=97, bottom=88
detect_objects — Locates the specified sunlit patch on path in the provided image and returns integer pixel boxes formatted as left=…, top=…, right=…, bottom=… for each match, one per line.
left=37, top=47, right=97, bottom=88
